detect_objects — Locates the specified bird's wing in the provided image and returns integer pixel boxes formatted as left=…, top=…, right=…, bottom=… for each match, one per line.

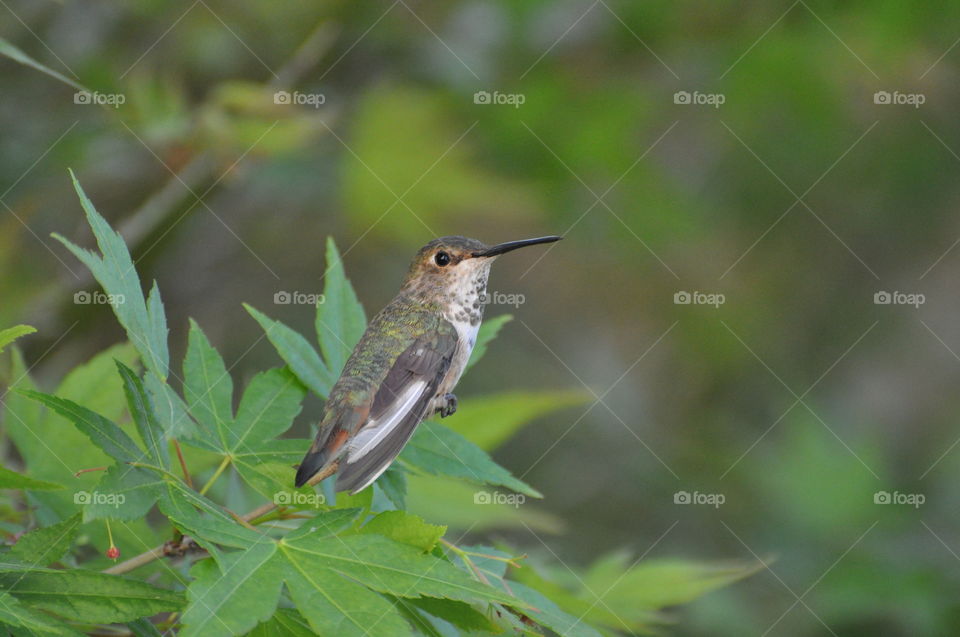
left=334, top=320, right=459, bottom=493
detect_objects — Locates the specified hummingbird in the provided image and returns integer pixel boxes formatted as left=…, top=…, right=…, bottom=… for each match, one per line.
left=294, top=235, right=561, bottom=492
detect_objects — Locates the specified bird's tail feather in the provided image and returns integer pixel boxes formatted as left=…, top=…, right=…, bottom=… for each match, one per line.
left=294, top=421, right=339, bottom=487
left=294, top=449, right=329, bottom=487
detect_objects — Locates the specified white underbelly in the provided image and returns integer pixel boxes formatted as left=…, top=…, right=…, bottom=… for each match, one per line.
left=454, top=318, right=480, bottom=352
left=440, top=318, right=479, bottom=396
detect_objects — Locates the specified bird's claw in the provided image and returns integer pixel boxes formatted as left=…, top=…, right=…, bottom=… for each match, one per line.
left=438, top=393, right=457, bottom=418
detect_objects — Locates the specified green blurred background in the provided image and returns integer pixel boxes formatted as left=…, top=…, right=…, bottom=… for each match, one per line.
left=2, top=1, right=959, bottom=634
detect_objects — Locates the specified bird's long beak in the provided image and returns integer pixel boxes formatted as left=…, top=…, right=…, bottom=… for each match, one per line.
left=471, top=235, right=562, bottom=258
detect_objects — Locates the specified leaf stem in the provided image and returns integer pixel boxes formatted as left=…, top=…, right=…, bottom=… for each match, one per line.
left=127, top=462, right=183, bottom=483
left=198, top=456, right=230, bottom=496
left=458, top=544, right=526, bottom=568
left=440, top=539, right=492, bottom=586
left=74, top=466, right=108, bottom=477
left=226, top=508, right=260, bottom=532
left=172, top=440, right=193, bottom=489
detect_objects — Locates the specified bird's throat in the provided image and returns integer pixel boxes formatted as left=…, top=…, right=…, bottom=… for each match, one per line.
left=442, top=267, right=488, bottom=330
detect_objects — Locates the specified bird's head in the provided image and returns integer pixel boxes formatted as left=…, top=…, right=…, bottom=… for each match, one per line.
left=400, top=235, right=561, bottom=303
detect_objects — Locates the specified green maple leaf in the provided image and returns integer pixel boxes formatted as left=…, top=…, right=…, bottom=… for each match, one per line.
left=0, top=563, right=182, bottom=625
left=180, top=319, right=308, bottom=496
left=178, top=511, right=524, bottom=637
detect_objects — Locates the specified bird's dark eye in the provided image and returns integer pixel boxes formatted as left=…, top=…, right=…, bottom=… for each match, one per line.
left=435, top=251, right=451, bottom=266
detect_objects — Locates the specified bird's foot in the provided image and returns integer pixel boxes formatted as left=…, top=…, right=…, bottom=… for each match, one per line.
left=438, top=393, right=458, bottom=418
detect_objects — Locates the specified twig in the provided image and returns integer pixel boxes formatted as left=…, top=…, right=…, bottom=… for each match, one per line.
left=102, top=545, right=165, bottom=575
left=269, top=21, right=340, bottom=90
left=242, top=501, right=281, bottom=525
